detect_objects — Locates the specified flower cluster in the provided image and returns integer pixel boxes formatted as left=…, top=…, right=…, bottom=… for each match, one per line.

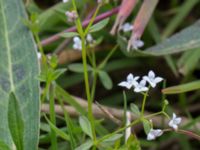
left=73, top=34, right=95, bottom=51
left=118, top=70, right=163, bottom=93
left=147, top=113, right=182, bottom=140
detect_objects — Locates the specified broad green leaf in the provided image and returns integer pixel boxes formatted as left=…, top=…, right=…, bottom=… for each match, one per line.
left=0, top=140, right=10, bottom=150
left=8, top=93, right=24, bottom=150
left=79, top=116, right=93, bottom=139
left=89, top=18, right=110, bottom=33
left=118, top=20, right=200, bottom=56
left=0, top=0, right=40, bottom=149
left=142, top=120, right=151, bottom=135
left=75, top=140, right=93, bottom=150
left=68, top=63, right=93, bottom=73
left=98, top=71, right=113, bottom=90
left=60, top=32, right=79, bottom=38
left=130, top=103, right=140, bottom=116
left=162, top=81, right=200, bottom=94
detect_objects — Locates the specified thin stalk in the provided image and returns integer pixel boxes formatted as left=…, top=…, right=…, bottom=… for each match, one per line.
left=141, top=91, right=148, bottom=116
left=49, top=84, right=58, bottom=150
left=98, top=45, right=118, bottom=69
left=71, top=0, right=97, bottom=142
left=84, top=5, right=101, bottom=35
left=97, top=119, right=141, bottom=144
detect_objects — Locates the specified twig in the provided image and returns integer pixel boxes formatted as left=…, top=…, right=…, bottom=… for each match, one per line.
left=41, top=96, right=200, bottom=130
left=41, top=7, right=120, bottom=46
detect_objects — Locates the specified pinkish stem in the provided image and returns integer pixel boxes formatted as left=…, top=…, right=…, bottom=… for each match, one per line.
left=41, top=7, right=120, bottom=46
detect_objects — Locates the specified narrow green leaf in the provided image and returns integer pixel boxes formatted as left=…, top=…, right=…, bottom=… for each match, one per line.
left=98, top=71, right=113, bottom=90
left=45, top=116, right=70, bottom=141
left=75, top=140, right=93, bottom=150
left=89, top=18, right=110, bottom=33
left=142, top=120, right=151, bottom=135
left=60, top=32, right=79, bottom=38
left=126, top=135, right=141, bottom=150
left=103, top=134, right=122, bottom=143
left=8, top=92, right=24, bottom=150
left=130, top=103, right=140, bottom=116
left=0, top=0, right=40, bottom=149
left=55, top=84, right=87, bottom=115
left=68, top=63, right=93, bottom=73
left=162, top=81, right=200, bottom=94
left=118, top=20, right=200, bottom=56
left=79, top=116, right=93, bottom=139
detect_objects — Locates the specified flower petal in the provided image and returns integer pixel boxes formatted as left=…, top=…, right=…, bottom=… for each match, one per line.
left=148, top=70, right=155, bottom=78
left=154, top=77, right=163, bottom=83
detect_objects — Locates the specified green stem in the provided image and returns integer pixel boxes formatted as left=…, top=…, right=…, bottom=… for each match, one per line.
left=49, top=84, right=58, bottom=150
left=98, top=45, right=118, bottom=69
left=141, top=91, right=148, bottom=116
left=97, top=119, right=141, bottom=144
left=84, top=5, right=101, bottom=35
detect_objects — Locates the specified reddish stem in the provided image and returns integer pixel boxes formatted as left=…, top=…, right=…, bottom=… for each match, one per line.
left=41, top=7, right=120, bottom=46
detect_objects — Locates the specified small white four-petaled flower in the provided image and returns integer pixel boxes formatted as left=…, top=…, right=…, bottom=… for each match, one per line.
left=168, top=113, right=182, bottom=131
left=118, top=73, right=139, bottom=89
left=134, top=80, right=148, bottom=93
left=147, top=128, right=163, bottom=141
left=73, top=36, right=82, bottom=50
left=120, top=23, right=133, bottom=33
left=143, top=70, right=163, bottom=88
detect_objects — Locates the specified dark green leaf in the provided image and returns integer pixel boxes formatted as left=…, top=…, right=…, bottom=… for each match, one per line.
left=98, top=71, right=113, bottom=90
left=8, top=93, right=24, bottom=150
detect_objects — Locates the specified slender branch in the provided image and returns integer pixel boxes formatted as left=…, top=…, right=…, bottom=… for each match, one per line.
left=41, top=7, right=120, bottom=46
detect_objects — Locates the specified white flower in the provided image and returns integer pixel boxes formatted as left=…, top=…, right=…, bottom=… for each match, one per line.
left=86, top=34, right=93, bottom=43
left=168, top=113, right=182, bottom=131
left=118, top=73, right=139, bottom=89
left=134, top=80, right=148, bottom=93
left=147, top=129, right=163, bottom=140
left=143, top=70, right=163, bottom=88
left=125, top=112, right=132, bottom=142
left=120, top=23, right=133, bottom=32
left=127, top=35, right=144, bottom=51
left=65, top=11, right=78, bottom=22
left=63, top=0, right=69, bottom=3
left=73, top=36, right=82, bottom=50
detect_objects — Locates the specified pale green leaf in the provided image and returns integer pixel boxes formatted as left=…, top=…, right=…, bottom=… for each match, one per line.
left=118, top=20, right=200, bottom=56
left=75, top=140, right=93, bottom=150
left=89, top=18, right=110, bottom=33
left=162, top=81, right=200, bottom=94
left=103, top=134, right=122, bottom=143
left=130, top=103, right=140, bottom=116
left=68, top=63, right=93, bottom=73
left=79, top=116, right=93, bottom=139
left=142, top=120, right=151, bottom=135
left=98, top=71, right=113, bottom=90
left=60, top=32, right=79, bottom=38
left=0, top=0, right=40, bottom=149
